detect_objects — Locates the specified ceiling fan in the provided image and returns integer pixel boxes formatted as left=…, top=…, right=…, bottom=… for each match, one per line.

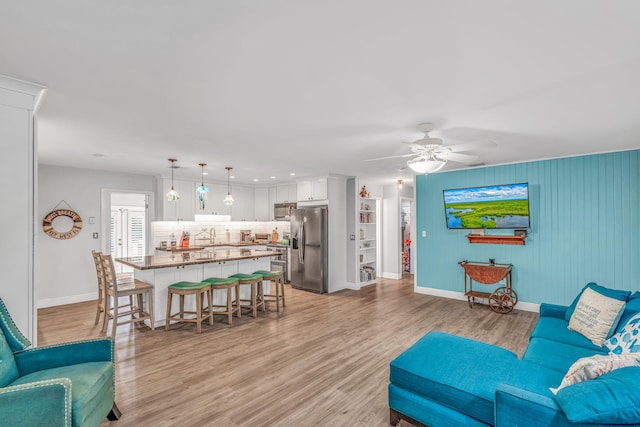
left=365, top=123, right=494, bottom=174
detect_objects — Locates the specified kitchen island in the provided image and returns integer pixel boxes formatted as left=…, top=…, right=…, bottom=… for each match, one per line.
left=116, top=249, right=280, bottom=328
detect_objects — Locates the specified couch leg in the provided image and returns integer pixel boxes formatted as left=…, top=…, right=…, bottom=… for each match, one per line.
left=390, top=408, right=400, bottom=426
left=107, top=402, right=122, bottom=421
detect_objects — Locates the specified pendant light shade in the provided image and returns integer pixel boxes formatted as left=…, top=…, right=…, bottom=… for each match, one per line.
left=196, top=163, right=209, bottom=210
left=407, top=154, right=447, bottom=174
left=224, top=166, right=234, bottom=206
left=166, top=159, right=180, bottom=201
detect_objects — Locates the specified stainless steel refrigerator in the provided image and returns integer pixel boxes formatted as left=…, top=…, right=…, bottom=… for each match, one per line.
left=290, top=206, right=328, bottom=293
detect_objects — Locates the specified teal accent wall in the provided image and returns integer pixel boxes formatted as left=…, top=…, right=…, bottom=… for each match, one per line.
left=416, top=150, right=640, bottom=305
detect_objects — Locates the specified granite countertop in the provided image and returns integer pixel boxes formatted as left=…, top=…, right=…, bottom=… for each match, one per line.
left=116, top=249, right=279, bottom=270
left=155, top=242, right=273, bottom=252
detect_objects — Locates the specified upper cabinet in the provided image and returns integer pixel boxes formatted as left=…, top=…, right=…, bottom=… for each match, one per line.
left=197, top=182, right=231, bottom=216
left=229, top=185, right=254, bottom=221
left=276, top=184, right=297, bottom=203
left=159, top=178, right=196, bottom=221
left=297, top=177, right=327, bottom=202
left=254, top=187, right=270, bottom=221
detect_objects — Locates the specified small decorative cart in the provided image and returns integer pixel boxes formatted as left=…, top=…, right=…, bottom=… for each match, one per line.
left=458, top=260, right=518, bottom=313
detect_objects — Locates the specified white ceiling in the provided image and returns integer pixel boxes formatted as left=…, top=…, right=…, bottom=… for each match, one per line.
left=2, top=1, right=639, bottom=185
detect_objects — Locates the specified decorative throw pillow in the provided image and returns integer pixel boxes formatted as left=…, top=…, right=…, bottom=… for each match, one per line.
left=565, top=282, right=630, bottom=322
left=568, top=287, right=626, bottom=346
left=549, top=353, right=640, bottom=394
left=605, top=312, right=640, bottom=354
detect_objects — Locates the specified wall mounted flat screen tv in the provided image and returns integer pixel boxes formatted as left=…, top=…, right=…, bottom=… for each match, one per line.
left=443, top=183, right=530, bottom=229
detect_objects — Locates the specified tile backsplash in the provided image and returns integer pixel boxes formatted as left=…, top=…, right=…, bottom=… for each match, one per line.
left=151, top=219, right=290, bottom=249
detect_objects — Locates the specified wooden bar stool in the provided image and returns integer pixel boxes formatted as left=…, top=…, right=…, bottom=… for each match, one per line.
left=201, top=277, right=240, bottom=324
left=253, top=270, right=285, bottom=312
left=228, top=273, right=264, bottom=318
left=165, top=281, right=212, bottom=333
left=100, top=253, right=155, bottom=337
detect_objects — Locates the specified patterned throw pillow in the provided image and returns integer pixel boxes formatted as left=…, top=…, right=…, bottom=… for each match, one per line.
left=605, top=312, right=640, bottom=354
left=568, top=287, right=626, bottom=346
left=550, top=353, right=640, bottom=394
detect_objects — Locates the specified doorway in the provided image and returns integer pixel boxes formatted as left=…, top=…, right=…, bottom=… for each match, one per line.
left=400, top=199, right=412, bottom=274
left=101, top=191, right=153, bottom=273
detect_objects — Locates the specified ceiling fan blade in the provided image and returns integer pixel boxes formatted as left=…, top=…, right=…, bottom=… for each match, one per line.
left=446, top=140, right=496, bottom=153
left=364, top=153, right=416, bottom=162
left=446, top=152, right=480, bottom=164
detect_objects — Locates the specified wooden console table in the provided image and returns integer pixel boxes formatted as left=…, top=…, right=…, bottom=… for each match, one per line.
left=459, top=261, right=518, bottom=313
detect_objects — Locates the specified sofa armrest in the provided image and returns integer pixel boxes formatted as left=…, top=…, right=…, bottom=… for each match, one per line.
left=495, top=383, right=572, bottom=427
left=539, top=303, right=568, bottom=319
left=14, top=337, right=113, bottom=376
left=0, top=378, right=72, bottom=427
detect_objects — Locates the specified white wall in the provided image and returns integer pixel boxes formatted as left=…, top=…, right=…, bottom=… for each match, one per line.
left=0, top=75, right=46, bottom=343
left=37, top=164, right=155, bottom=307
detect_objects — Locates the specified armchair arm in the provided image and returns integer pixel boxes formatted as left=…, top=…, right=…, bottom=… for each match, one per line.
left=539, top=303, right=568, bottom=319
left=14, top=337, right=113, bottom=377
left=0, top=378, right=72, bottom=427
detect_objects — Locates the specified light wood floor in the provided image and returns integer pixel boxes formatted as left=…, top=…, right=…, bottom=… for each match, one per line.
left=38, top=275, right=538, bottom=427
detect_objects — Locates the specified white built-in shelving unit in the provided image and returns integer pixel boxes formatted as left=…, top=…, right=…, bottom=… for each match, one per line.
left=358, top=197, right=377, bottom=285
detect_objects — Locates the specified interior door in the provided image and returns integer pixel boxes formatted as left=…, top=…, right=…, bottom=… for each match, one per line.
left=110, top=207, right=145, bottom=273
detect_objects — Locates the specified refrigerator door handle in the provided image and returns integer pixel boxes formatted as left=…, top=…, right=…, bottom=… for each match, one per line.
left=300, top=220, right=305, bottom=264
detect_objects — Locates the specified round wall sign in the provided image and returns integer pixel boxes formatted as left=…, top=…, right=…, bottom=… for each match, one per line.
left=42, top=209, right=83, bottom=239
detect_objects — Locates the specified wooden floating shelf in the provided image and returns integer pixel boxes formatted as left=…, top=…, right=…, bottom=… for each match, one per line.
left=466, top=234, right=526, bottom=245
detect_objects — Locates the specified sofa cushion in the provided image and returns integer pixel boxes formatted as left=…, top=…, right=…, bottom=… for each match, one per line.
left=523, top=337, right=607, bottom=373
left=605, top=311, right=640, bottom=354
left=567, top=287, right=626, bottom=346
left=530, top=317, right=603, bottom=352
left=554, top=366, right=640, bottom=424
left=9, top=361, right=113, bottom=427
left=550, top=353, right=640, bottom=394
left=564, top=282, right=630, bottom=322
left=389, top=331, right=518, bottom=425
left=0, top=328, right=19, bottom=387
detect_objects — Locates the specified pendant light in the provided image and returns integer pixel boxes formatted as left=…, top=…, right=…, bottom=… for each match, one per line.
left=166, top=159, right=180, bottom=201
left=196, top=163, right=209, bottom=210
left=397, top=179, right=404, bottom=189
left=224, top=166, right=234, bottom=206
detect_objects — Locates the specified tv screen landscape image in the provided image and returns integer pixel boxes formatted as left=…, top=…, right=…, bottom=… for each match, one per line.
left=443, top=183, right=530, bottom=229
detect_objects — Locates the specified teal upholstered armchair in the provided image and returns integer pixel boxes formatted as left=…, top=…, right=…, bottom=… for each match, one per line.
left=0, top=298, right=120, bottom=426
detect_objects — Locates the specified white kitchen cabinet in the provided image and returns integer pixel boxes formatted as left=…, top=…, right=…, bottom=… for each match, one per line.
left=297, top=178, right=327, bottom=201
left=254, top=187, right=270, bottom=221
left=230, top=184, right=255, bottom=221
left=268, top=187, right=277, bottom=220
left=276, top=184, right=297, bottom=203
left=160, top=178, right=196, bottom=221
left=202, top=182, right=232, bottom=216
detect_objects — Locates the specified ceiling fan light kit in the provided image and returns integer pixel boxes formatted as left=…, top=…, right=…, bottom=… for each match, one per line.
left=364, top=122, right=491, bottom=174
left=407, top=155, right=447, bottom=174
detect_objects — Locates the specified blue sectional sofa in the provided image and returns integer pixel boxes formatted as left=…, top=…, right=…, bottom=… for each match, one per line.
left=389, top=284, right=640, bottom=426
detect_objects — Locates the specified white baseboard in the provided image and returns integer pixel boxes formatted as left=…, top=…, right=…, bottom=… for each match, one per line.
left=38, top=292, right=97, bottom=309
left=413, top=286, right=540, bottom=313
left=380, top=272, right=402, bottom=280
